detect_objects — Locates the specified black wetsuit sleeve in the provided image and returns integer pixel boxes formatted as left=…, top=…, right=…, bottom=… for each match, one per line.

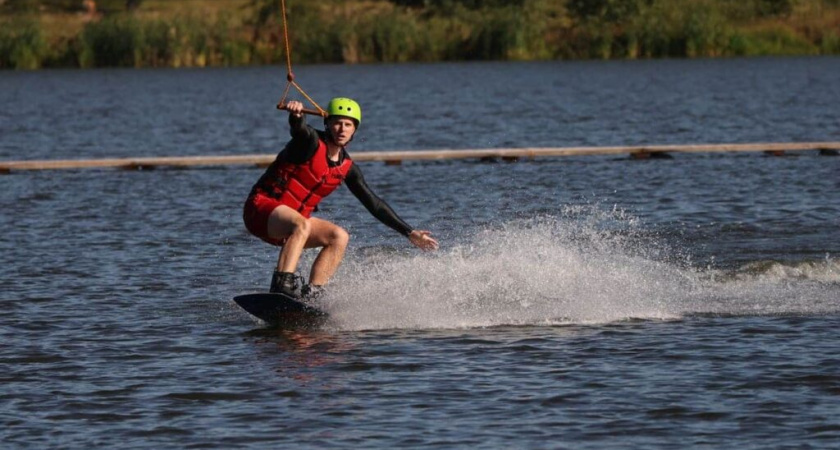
left=345, top=164, right=413, bottom=237
left=249, top=114, right=320, bottom=196
left=281, top=113, right=320, bottom=164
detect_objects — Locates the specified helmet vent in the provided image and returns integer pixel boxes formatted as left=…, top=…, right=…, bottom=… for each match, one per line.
left=327, top=98, right=361, bottom=124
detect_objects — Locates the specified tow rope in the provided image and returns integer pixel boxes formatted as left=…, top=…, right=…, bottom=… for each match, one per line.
left=276, top=0, right=326, bottom=117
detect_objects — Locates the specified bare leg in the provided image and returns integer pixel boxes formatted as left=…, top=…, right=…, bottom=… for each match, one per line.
left=266, top=205, right=310, bottom=273
left=303, top=217, right=350, bottom=286
left=266, top=206, right=349, bottom=286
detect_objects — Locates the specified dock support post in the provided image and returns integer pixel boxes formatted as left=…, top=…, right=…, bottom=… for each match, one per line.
left=120, top=164, right=158, bottom=171
left=764, top=150, right=786, bottom=157
left=631, top=150, right=672, bottom=160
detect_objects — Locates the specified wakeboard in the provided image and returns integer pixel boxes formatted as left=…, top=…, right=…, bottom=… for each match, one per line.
left=233, top=292, right=326, bottom=328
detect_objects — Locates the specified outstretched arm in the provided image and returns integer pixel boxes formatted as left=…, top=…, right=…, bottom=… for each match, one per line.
left=282, top=101, right=320, bottom=163
left=345, top=164, right=439, bottom=251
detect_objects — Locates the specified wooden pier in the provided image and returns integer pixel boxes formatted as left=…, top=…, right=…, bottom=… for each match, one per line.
left=1, top=142, right=838, bottom=173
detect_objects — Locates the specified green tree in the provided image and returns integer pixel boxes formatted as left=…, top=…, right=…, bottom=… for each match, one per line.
left=756, top=0, right=796, bottom=17
left=390, top=0, right=526, bottom=9
left=126, top=0, right=144, bottom=11
left=2, top=0, right=41, bottom=12
left=566, top=0, right=648, bottom=22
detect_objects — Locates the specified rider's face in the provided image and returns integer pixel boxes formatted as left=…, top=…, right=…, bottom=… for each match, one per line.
left=328, top=117, right=356, bottom=146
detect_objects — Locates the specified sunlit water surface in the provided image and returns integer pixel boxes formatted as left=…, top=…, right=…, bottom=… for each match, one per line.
left=2, top=58, right=839, bottom=448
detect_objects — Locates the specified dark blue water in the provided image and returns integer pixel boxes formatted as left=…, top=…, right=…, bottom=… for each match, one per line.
left=2, top=58, right=839, bottom=448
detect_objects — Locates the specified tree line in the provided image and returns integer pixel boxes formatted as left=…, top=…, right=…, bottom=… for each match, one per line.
left=2, top=0, right=839, bottom=69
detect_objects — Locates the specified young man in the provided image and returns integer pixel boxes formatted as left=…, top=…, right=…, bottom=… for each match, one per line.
left=243, top=98, right=439, bottom=298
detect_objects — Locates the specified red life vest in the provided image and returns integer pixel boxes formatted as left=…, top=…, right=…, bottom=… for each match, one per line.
left=256, top=139, right=353, bottom=218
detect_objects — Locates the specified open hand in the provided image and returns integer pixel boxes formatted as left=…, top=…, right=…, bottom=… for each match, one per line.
left=408, top=230, right=439, bottom=251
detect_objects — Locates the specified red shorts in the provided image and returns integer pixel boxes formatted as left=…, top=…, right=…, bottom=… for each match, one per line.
left=243, top=193, right=288, bottom=247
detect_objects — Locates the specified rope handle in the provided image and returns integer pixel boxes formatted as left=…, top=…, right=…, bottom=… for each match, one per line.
left=277, top=102, right=327, bottom=117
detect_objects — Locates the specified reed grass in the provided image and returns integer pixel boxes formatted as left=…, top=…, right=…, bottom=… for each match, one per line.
left=1, top=0, right=839, bottom=69
left=0, top=19, right=48, bottom=69
left=74, top=14, right=249, bottom=68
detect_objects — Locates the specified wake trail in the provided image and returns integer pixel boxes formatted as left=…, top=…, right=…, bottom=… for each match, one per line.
left=303, top=208, right=839, bottom=331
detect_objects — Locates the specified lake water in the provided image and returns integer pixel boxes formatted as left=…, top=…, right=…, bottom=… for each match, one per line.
left=1, top=57, right=839, bottom=448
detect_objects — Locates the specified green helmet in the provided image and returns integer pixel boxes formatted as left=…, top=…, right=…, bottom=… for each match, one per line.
left=327, top=97, right=362, bottom=125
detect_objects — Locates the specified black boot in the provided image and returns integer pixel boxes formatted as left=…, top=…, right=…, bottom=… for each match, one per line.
left=270, top=271, right=299, bottom=297
left=300, top=284, right=325, bottom=301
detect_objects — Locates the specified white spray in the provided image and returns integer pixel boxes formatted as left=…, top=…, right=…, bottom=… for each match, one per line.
left=300, top=206, right=838, bottom=331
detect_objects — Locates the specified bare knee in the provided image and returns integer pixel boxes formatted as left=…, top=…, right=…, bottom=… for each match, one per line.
left=267, top=206, right=311, bottom=241
left=331, top=227, right=350, bottom=249
left=290, top=216, right=311, bottom=238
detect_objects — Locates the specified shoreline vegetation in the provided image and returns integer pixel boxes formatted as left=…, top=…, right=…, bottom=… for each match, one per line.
left=2, top=0, right=840, bottom=69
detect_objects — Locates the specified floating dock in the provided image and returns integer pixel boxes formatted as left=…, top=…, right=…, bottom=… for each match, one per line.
left=1, top=142, right=838, bottom=173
